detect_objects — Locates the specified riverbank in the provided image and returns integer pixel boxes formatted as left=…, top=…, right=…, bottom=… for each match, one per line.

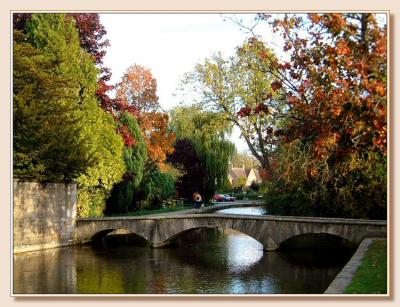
left=345, top=239, right=387, bottom=294
left=324, top=238, right=387, bottom=295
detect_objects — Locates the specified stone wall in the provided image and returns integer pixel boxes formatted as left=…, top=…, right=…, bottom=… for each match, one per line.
left=13, top=181, right=77, bottom=253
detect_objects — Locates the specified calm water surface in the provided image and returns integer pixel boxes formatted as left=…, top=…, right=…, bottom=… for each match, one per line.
left=14, top=227, right=353, bottom=294
left=215, top=206, right=267, bottom=215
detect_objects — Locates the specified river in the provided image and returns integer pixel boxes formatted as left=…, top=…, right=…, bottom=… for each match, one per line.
left=13, top=207, right=354, bottom=295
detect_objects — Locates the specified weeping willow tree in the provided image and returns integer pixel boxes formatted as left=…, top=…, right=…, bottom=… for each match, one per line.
left=169, top=105, right=235, bottom=200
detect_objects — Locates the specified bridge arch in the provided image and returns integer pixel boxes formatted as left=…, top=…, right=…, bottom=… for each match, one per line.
left=89, top=228, right=149, bottom=246
left=153, top=217, right=268, bottom=248
left=162, top=226, right=265, bottom=248
left=268, top=221, right=372, bottom=250
left=278, top=232, right=356, bottom=250
left=75, top=215, right=386, bottom=251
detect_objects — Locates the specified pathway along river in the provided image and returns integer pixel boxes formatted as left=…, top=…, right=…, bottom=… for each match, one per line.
left=13, top=207, right=355, bottom=294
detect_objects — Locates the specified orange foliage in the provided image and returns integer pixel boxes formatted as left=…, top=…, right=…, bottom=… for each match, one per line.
left=116, top=64, right=175, bottom=168
left=116, top=64, right=159, bottom=113
left=266, top=13, right=387, bottom=163
left=138, top=112, right=175, bottom=170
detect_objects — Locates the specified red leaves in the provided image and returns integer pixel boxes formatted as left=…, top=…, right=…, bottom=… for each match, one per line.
left=289, top=71, right=300, bottom=80
left=286, top=95, right=298, bottom=105
left=237, top=106, right=252, bottom=117
left=280, top=62, right=291, bottom=70
left=237, top=104, right=269, bottom=118
left=271, top=80, right=282, bottom=91
left=283, top=42, right=292, bottom=51
left=70, top=13, right=109, bottom=65
left=118, top=125, right=136, bottom=148
left=254, top=103, right=269, bottom=114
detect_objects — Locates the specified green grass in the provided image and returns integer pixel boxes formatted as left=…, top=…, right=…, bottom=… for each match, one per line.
left=345, top=239, right=387, bottom=294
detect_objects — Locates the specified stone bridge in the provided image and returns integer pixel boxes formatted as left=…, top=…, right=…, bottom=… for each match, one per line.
left=75, top=214, right=387, bottom=251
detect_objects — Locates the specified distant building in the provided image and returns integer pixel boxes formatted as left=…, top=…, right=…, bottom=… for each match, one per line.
left=227, top=162, right=262, bottom=188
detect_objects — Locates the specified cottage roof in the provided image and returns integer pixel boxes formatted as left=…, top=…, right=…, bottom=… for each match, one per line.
left=228, top=167, right=247, bottom=180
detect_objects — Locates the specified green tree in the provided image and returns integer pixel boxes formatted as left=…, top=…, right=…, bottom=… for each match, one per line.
left=135, top=160, right=176, bottom=210
left=230, top=152, right=260, bottom=169
left=169, top=105, right=235, bottom=200
left=13, top=14, right=126, bottom=217
left=105, top=112, right=147, bottom=214
left=182, top=41, right=285, bottom=177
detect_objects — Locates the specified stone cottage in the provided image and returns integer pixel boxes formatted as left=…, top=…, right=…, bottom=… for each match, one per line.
left=227, top=162, right=262, bottom=188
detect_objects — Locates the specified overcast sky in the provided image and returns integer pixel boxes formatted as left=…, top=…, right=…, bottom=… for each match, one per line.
left=99, top=13, right=272, bottom=153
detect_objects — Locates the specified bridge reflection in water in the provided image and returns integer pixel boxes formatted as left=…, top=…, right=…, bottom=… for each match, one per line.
left=14, top=227, right=356, bottom=294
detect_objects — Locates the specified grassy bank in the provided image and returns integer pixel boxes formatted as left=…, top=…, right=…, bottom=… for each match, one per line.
left=345, top=239, right=387, bottom=294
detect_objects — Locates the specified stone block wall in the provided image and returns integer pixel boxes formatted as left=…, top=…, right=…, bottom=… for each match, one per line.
left=13, top=181, right=77, bottom=253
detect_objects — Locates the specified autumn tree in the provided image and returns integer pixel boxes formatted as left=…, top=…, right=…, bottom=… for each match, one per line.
left=13, top=14, right=126, bottom=217
left=116, top=64, right=175, bottom=169
left=249, top=13, right=387, bottom=219
left=69, top=13, right=115, bottom=112
left=116, top=64, right=159, bottom=113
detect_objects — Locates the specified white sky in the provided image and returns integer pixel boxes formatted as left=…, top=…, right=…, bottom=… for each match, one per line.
left=99, top=13, right=271, bottom=153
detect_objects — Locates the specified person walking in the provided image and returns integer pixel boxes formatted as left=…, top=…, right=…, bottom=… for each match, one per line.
left=193, top=191, right=202, bottom=209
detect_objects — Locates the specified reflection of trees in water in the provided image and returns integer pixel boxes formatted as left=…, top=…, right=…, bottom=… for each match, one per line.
left=116, top=228, right=351, bottom=293
left=13, top=247, right=77, bottom=294
left=13, top=228, right=355, bottom=294
left=248, top=251, right=348, bottom=294
left=163, top=228, right=351, bottom=294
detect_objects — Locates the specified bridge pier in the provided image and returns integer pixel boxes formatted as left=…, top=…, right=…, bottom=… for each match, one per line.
left=263, top=238, right=279, bottom=251
left=149, top=241, right=172, bottom=248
